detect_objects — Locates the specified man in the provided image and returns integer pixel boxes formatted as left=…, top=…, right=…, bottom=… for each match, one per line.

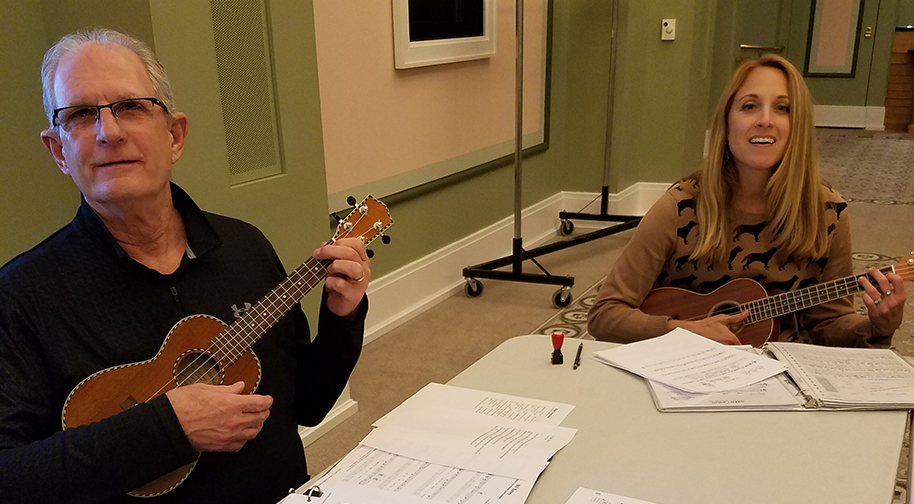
left=0, top=28, right=368, bottom=503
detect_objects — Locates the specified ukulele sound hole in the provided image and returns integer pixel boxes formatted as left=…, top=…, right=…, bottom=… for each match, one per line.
left=174, top=350, right=222, bottom=386
left=710, top=302, right=739, bottom=317
left=710, top=302, right=744, bottom=333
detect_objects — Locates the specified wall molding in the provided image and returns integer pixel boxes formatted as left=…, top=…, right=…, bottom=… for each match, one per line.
left=814, top=105, right=885, bottom=131
left=362, top=182, right=668, bottom=345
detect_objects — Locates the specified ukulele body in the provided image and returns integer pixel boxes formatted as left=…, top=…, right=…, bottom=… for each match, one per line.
left=640, top=277, right=779, bottom=347
left=61, top=314, right=262, bottom=497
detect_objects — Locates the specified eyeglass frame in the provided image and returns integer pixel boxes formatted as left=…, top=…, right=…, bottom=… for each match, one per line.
left=51, top=97, right=170, bottom=130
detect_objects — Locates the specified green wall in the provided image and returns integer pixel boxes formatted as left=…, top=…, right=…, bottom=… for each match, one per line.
left=0, top=0, right=727, bottom=275
left=8, top=0, right=891, bottom=286
left=899, top=0, right=914, bottom=25
left=0, top=0, right=81, bottom=263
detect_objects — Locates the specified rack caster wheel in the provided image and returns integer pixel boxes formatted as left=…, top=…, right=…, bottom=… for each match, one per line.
left=552, top=287, right=572, bottom=308
left=465, top=278, right=484, bottom=298
left=560, top=219, right=574, bottom=236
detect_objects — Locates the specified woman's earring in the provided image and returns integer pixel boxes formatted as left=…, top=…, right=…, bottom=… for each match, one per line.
left=723, top=142, right=732, bottom=165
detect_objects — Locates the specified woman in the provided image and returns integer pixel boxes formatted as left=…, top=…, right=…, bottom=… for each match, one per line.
left=586, top=54, right=906, bottom=346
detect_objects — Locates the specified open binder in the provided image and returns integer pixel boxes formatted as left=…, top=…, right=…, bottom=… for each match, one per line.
left=648, top=342, right=914, bottom=412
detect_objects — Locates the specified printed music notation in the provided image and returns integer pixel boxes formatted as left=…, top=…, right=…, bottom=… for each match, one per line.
left=768, top=342, right=914, bottom=405
left=299, top=384, right=577, bottom=504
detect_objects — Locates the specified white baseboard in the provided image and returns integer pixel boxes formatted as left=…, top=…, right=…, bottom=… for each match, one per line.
left=298, top=183, right=665, bottom=447
left=814, top=105, right=885, bottom=131
left=362, top=183, right=667, bottom=344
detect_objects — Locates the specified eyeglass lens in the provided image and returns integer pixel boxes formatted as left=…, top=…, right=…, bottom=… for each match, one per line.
left=56, top=99, right=160, bottom=130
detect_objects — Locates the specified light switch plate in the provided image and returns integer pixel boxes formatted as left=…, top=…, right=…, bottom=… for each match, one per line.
left=662, top=19, right=676, bottom=41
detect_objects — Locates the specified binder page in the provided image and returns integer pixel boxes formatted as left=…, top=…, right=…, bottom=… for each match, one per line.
left=769, top=342, right=914, bottom=407
left=593, top=328, right=786, bottom=393
left=374, top=382, right=573, bottom=428
left=563, top=487, right=660, bottom=504
left=647, top=372, right=803, bottom=411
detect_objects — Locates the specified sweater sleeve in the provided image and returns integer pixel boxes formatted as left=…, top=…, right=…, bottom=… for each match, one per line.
left=293, top=289, right=365, bottom=427
left=799, top=210, right=887, bottom=347
left=587, top=192, right=678, bottom=343
left=0, top=293, right=197, bottom=504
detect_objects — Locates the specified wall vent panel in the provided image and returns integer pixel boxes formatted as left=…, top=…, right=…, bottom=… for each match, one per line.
left=210, top=0, right=283, bottom=184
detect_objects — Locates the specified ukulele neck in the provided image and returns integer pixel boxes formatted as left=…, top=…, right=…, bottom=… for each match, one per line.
left=209, top=257, right=331, bottom=364
left=742, top=265, right=894, bottom=324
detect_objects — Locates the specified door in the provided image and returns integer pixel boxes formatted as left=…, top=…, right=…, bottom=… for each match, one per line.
left=708, top=0, right=793, bottom=107
left=783, top=0, right=883, bottom=107
left=735, top=0, right=792, bottom=63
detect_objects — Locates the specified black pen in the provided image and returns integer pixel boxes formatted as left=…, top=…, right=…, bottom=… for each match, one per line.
left=573, top=342, right=583, bottom=369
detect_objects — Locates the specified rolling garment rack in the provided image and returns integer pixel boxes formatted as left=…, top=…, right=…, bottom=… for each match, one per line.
left=462, top=0, right=575, bottom=308
left=557, top=0, right=642, bottom=242
left=462, top=0, right=641, bottom=308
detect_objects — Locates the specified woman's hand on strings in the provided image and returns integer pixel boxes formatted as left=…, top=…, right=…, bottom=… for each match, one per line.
left=859, top=268, right=906, bottom=338
left=667, top=310, right=750, bottom=345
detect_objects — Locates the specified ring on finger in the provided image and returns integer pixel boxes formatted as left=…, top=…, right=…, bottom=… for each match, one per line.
left=356, top=272, right=366, bottom=283
left=874, top=297, right=882, bottom=306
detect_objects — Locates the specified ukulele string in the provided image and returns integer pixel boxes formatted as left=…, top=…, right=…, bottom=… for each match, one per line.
left=669, top=262, right=913, bottom=324
left=136, top=210, right=372, bottom=403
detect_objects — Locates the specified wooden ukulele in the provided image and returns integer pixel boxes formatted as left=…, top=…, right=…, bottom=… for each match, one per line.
left=640, top=255, right=914, bottom=347
left=61, top=196, right=392, bottom=497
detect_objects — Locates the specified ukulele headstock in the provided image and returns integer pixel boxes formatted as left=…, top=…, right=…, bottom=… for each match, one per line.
left=894, top=253, right=914, bottom=282
left=332, top=195, right=393, bottom=248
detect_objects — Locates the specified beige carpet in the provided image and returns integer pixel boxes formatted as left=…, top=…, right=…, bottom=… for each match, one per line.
left=304, top=128, right=914, bottom=502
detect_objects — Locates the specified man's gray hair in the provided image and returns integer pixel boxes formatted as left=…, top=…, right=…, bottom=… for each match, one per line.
left=41, top=28, right=177, bottom=128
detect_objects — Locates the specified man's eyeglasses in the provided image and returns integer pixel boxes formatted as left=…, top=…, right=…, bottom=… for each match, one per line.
left=52, top=98, right=168, bottom=132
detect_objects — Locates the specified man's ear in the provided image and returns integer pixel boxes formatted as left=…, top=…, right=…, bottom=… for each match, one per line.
left=40, top=129, right=70, bottom=175
left=168, top=113, right=188, bottom=164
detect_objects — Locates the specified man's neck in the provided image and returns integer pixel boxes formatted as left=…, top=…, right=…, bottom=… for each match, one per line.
left=90, top=191, right=188, bottom=275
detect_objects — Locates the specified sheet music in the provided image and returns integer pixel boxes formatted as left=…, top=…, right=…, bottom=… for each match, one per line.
left=768, top=342, right=914, bottom=406
left=308, top=445, right=535, bottom=504
left=563, top=487, right=660, bottom=504
left=593, top=328, right=786, bottom=393
left=305, top=384, right=574, bottom=504
left=374, top=383, right=573, bottom=427
left=362, top=408, right=574, bottom=479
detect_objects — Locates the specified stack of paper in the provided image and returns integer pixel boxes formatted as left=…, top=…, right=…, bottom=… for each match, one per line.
left=303, top=383, right=577, bottom=504
left=593, top=329, right=914, bottom=413
left=593, top=328, right=786, bottom=393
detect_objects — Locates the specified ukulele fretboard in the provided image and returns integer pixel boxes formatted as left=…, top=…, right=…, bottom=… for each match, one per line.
left=743, top=265, right=894, bottom=323
left=208, top=257, right=331, bottom=364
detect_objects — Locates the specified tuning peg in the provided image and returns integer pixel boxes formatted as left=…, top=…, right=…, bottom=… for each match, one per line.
left=367, top=249, right=375, bottom=259
left=381, top=235, right=391, bottom=245
left=346, top=195, right=356, bottom=206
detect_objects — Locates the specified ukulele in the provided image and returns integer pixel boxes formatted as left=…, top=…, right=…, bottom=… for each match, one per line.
left=61, top=195, right=392, bottom=497
left=640, top=255, right=914, bottom=347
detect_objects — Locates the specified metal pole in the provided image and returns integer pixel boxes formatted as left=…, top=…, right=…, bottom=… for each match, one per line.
left=600, top=0, right=620, bottom=214
left=512, top=0, right=525, bottom=272
left=514, top=0, right=524, bottom=241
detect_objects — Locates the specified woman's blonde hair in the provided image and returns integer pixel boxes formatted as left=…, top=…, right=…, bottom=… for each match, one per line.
left=690, top=54, right=826, bottom=265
